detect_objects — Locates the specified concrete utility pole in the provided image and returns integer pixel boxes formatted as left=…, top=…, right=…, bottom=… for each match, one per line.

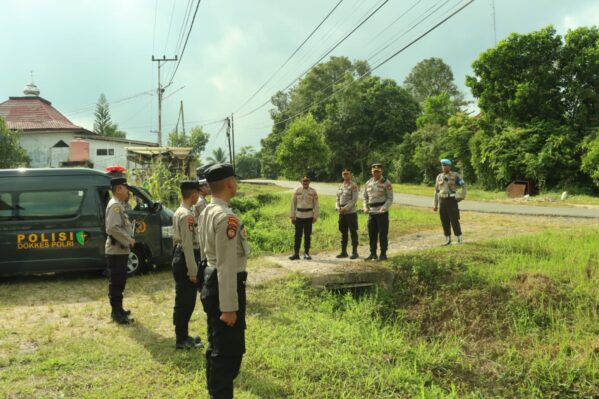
left=151, top=55, right=177, bottom=146
left=180, top=101, right=186, bottom=136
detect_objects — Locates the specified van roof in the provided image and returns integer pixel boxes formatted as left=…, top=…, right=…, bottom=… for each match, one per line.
left=0, top=168, right=110, bottom=178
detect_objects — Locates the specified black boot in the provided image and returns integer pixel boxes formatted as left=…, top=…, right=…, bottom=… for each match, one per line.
left=350, top=246, right=359, bottom=259
left=289, top=253, right=300, bottom=260
left=365, top=253, right=378, bottom=261
left=111, top=308, right=131, bottom=325
left=336, top=250, right=349, bottom=259
left=378, top=252, right=387, bottom=261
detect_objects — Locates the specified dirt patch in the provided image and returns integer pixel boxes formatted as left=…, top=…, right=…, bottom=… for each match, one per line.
left=511, top=273, right=565, bottom=307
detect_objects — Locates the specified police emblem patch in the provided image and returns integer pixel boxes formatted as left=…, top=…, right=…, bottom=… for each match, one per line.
left=226, top=216, right=238, bottom=239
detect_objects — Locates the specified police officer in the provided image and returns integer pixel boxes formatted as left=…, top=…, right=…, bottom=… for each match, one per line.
left=193, top=179, right=211, bottom=221
left=198, top=163, right=249, bottom=399
left=433, top=159, right=467, bottom=245
left=336, top=168, right=359, bottom=259
left=363, top=163, right=393, bottom=261
left=172, top=180, right=203, bottom=349
left=105, top=177, right=135, bottom=325
left=193, top=164, right=213, bottom=221
left=289, top=175, right=319, bottom=260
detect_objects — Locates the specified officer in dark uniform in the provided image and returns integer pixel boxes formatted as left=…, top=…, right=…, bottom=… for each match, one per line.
left=363, top=163, right=394, bottom=261
left=336, top=168, right=359, bottom=259
left=198, top=163, right=249, bottom=399
left=172, top=180, right=204, bottom=349
left=105, top=177, right=135, bottom=324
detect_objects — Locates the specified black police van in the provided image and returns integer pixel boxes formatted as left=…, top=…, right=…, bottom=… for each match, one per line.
left=0, top=168, right=174, bottom=276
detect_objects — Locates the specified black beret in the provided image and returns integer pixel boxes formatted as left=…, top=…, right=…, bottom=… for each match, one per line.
left=110, top=177, right=129, bottom=187
left=342, top=168, right=352, bottom=173
left=205, top=163, right=236, bottom=183
left=301, top=175, right=311, bottom=181
left=180, top=180, right=201, bottom=191
left=196, top=163, right=214, bottom=180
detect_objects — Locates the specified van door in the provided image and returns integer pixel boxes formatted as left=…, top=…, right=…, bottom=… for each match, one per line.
left=127, top=186, right=163, bottom=261
left=2, top=189, right=106, bottom=274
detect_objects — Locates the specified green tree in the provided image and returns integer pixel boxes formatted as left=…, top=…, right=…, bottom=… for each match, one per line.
left=235, top=146, right=261, bottom=179
left=416, top=92, right=459, bottom=128
left=410, top=124, right=447, bottom=184
left=561, top=26, right=599, bottom=133
left=0, top=117, right=29, bottom=168
left=276, top=114, right=330, bottom=179
left=581, top=130, right=599, bottom=189
left=93, top=94, right=126, bottom=138
left=466, top=26, right=563, bottom=125
left=167, top=126, right=210, bottom=158
left=324, top=75, right=420, bottom=178
left=404, top=57, right=464, bottom=106
left=207, top=147, right=228, bottom=164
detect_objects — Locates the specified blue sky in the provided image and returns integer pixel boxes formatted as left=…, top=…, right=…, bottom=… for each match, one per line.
left=2, top=0, right=598, bottom=156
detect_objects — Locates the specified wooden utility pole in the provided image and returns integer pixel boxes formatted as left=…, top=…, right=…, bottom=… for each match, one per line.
left=151, top=55, right=177, bottom=146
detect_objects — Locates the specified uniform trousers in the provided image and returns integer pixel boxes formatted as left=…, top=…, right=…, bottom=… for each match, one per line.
left=367, top=212, right=389, bottom=254
left=293, top=217, right=313, bottom=255
left=172, top=246, right=201, bottom=342
left=107, top=254, right=128, bottom=310
left=439, top=197, right=462, bottom=236
left=338, top=212, right=358, bottom=251
left=201, top=268, right=247, bottom=399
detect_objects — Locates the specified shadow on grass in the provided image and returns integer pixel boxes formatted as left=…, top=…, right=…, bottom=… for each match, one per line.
left=126, top=320, right=205, bottom=371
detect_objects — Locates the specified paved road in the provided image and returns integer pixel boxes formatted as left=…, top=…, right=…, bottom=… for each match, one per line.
left=244, top=179, right=599, bottom=218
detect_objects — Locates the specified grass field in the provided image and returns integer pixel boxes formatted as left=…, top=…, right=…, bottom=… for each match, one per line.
left=1, top=185, right=597, bottom=398
left=393, top=183, right=599, bottom=208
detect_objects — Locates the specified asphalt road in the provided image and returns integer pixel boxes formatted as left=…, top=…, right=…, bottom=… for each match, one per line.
left=244, top=179, right=599, bottom=219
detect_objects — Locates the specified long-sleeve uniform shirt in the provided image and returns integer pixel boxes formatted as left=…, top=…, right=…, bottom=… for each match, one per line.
left=105, top=198, right=134, bottom=255
left=363, top=177, right=394, bottom=213
left=172, top=204, right=200, bottom=278
left=192, top=195, right=208, bottom=223
left=290, top=187, right=320, bottom=219
left=198, top=198, right=249, bottom=312
left=433, top=171, right=467, bottom=208
left=336, top=181, right=359, bottom=214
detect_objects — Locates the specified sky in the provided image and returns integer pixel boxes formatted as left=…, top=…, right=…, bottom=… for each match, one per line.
left=2, top=0, right=598, bottom=157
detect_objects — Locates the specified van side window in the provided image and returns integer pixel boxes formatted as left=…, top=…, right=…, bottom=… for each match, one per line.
left=0, top=193, right=14, bottom=220
left=18, top=191, right=85, bottom=220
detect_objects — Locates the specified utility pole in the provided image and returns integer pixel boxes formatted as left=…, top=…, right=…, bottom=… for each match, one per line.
left=230, top=113, right=235, bottom=170
left=225, top=117, right=233, bottom=166
left=180, top=101, right=186, bottom=136
left=151, top=55, right=177, bottom=146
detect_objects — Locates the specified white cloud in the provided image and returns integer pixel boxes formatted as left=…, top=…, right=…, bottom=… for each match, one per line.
left=561, top=4, right=599, bottom=31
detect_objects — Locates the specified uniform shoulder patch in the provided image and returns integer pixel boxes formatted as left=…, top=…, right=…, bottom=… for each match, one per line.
left=112, top=205, right=121, bottom=213
left=226, top=216, right=239, bottom=239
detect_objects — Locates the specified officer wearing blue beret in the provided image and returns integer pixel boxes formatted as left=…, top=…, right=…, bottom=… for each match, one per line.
left=433, top=159, right=467, bottom=245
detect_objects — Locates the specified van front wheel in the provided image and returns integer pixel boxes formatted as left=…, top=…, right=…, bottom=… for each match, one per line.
left=127, top=247, right=147, bottom=275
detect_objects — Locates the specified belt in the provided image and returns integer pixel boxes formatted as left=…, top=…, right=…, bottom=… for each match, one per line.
left=297, top=208, right=313, bottom=212
left=368, top=202, right=385, bottom=207
left=439, top=193, right=456, bottom=199
left=340, top=203, right=348, bottom=207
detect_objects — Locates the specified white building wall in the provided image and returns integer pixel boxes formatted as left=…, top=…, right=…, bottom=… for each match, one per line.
left=19, top=131, right=76, bottom=168
left=86, top=140, right=130, bottom=171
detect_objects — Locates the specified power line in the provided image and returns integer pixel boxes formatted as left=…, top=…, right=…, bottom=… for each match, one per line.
left=166, top=0, right=194, bottom=79
left=167, top=0, right=202, bottom=86
left=163, top=0, right=178, bottom=54
left=239, top=0, right=474, bottom=131
left=233, top=0, right=345, bottom=114
left=236, top=0, right=390, bottom=120
left=65, top=90, right=154, bottom=116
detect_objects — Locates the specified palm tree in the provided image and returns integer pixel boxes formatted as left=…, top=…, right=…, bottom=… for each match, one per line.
left=207, top=147, right=228, bottom=163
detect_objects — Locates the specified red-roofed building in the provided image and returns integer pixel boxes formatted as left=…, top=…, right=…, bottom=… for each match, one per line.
left=0, top=82, right=157, bottom=170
